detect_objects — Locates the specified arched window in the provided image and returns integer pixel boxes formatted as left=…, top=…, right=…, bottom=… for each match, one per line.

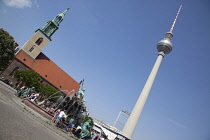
left=9, top=67, right=20, bottom=76
left=35, top=37, right=43, bottom=45
left=56, top=16, right=62, bottom=23
left=29, top=45, right=36, bottom=52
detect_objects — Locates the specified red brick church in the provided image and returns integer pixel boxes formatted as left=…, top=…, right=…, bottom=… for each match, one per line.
left=1, top=8, right=79, bottom=95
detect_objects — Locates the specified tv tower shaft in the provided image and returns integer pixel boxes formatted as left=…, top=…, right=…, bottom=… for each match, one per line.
left=121, top=5, right=182, bottom=140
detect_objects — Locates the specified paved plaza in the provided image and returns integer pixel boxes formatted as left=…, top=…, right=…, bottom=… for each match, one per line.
left=0, top=81, right=74, bottom=140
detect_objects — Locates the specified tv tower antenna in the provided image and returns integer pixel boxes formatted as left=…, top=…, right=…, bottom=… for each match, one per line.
left=170, top=4, right=182, bottom=32
left=121, top=5, right=182, bottom=140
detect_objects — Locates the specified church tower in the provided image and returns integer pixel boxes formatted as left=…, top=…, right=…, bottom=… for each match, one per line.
left=0, top=8, right=80, bottom=94
left=21, top=8, right=69, bottom=59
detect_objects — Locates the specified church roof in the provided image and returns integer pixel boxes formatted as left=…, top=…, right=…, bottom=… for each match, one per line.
left=15, top=50, right=79, bottom=95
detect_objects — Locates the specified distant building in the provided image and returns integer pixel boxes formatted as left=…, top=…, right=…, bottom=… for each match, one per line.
left=0, top=8, right=79, bottom=95
left=93, top=119, right=129, bottom=140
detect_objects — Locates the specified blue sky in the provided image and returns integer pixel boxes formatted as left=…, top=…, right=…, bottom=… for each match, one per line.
left=1, top=0, right=210, bottom=140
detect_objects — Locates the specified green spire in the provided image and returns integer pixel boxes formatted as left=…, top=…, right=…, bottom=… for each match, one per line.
left=52, top=8, right=70, bottom=26
left=39, top=8, right=70, bottom=40
left=63, top=8, right=70, bottom=16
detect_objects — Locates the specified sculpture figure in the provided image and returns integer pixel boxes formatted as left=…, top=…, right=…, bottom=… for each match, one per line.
left=16, top=87, right=35, bottom=97
left=75, top=88, right=85, bottom=99
left=80, top=119, right=92, bottom=139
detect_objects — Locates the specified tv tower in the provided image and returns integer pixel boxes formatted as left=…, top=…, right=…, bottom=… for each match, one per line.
left=121, top=5, right=182, bottom=140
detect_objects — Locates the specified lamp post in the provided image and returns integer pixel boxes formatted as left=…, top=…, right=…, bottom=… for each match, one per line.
left=121, top=5, right=182, bottom=140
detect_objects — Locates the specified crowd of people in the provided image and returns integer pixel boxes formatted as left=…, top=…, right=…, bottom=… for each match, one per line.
left=49, top=109, right=83, bottom=138
left=49, top=109, right=109, bottom=140
left=19, top=86, right=40, bottom=103
left=16, top=85, right=109, bottom=140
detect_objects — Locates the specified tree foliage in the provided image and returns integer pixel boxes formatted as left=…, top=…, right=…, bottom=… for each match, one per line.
left=0, top=28, right=15, bottom=71
left=13, top=69, right=42, bottom=89
left=13, top=69, right=61, bottom=102
left=40, top=85, right=61, bottom=102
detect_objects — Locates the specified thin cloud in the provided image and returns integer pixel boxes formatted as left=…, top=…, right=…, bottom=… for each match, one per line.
left=168, top=119, right=187, bottom=129
left=33, top=0, right=39, bottom=8
left=0, top=7, right=7, bottom=14
left=3, top=0, right=32, bottom=9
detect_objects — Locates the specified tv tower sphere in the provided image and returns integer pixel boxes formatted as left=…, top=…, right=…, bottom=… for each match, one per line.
left=157, top=32, right=173, bottom=54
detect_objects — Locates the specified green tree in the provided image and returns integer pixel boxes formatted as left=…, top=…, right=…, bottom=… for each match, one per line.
left=40, top=85, right=61, bottom=102
left=13, top=69, right=61, bottom=102
left=13, top=69, right=42, bottom=89
left=0, top=28, right=15, bottom=71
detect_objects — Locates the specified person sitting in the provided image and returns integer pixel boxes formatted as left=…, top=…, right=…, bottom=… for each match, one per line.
left=20, top=86, right=27, bottom=91
left=48, top=107, right=55, bottom=114
left=29, top=93, right=35, bottom=99
left=29, top=93, right=37, bottom=103
left=55, top=110, right=67, bottom=125
left=56, top=116, right=66, bottom=129
left=51, top=109, right=61, bottom=123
